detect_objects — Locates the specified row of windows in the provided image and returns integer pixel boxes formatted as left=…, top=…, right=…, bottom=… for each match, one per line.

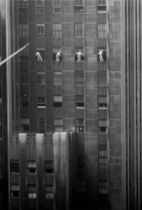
left=10, top=160, right=53, bottom=174
left=21, top=95, right=85, bottom=109
left=11, top=184, right=54, bottom=200
left=21, top=95, right=107, bottom=109
left=33, top=48, right=107, bottom=63
left=19, top=48, right=107, bottom=64
left=20, top=118, right=85, bottom=133
left=19, top=0, right=106, bottom=13
left=19, top=23, right=107, bottom=39
left=20, top=118, right=108, bottom=134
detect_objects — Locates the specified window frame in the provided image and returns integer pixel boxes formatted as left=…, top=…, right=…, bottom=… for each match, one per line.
left=74, top=0, right=84, bottom=13
left=76, top=119, right=85, bottom=132
left=53, top=96, right=63, bottom=108
left=52, top=24, right=62, bottom=38
left=75, top=95, right=85, bottom=109
left=27, top=185, right=37, bottom=199
left=11, top=185, right=20, bottom=198
left=19, top=24, right=28, bottom=37
left=38, top=118, right=46, bottom=133
left=36, top=24, right=45, bottom=36
left=20, top=118, right=30, bottom=132
left=36, top=72, right=46, bottom=86
left=98, top=24, right=107, bottom=39
left=27, top=161, right=37, bottom=174
left=10, top=160, right=20, bottom=173
left=75, top=23, right=84, bottom=38
left=52, top=0, right=62, bottom=14
left=97, top=0, right=106, bottom=13
left=36, top=48, right=46, bottom=62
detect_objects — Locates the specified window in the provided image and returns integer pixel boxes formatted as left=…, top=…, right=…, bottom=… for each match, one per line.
left=28, top=185, right=37, bottom=199
left=54, top=119, right=63, bottom=131
left=38, top=118, right=46, bottom=132
left=52, top=0, right=61, bottom=13
left=99, top=145, right=107, bottom=163
left=20, top=118, right=29, bottom=131
left=36, top=48, right=45, bottom=62
left=19, top=0, right=28, bottom=12
left=74, top=0, right=84, bottom=13
left=11, top=185, right=20, bottom=198
left=53, top=96, right=63, bottom=108
left=52, top=24, right=62, bottom=38
left=19, top=24, right=28, bottom=37
left=36, top=24, right=45, bottom=35
left=75, top=71, right=84, bottom=85
left=76, top=119, right=84, bottom=132
left=36, top=0, right=44, bottom=7
left=75, top=95, right=84, bottom=109
left=27, top=162, right=37, bottom=174
left=37, top=72, right=46, bottom=85
left=75, top=48, right=85, bottom=62
left=97, top=48, right=107, bottom=62
left=36, top=7, right=45, bottom=14
left=37, top=96, right=46, bottom=108
left=44, top=161, right=53, bottom=173
left=53, top=48, right=62, bottom=62
left=45, top=185, right=54, bottom=199
left=98, top=96, right=107, bottom=110
left=98, top=24, right=107, bottom=39
left=97, top=0, right=106, bottom=12
left=21, top=90, right=29, bottom=108
left=98, top=120, right=107, bottom=133
left=99, top=180, right=108, bottom=194
left=10, top=160, right=19, bottom=173
left=75, top=24, right=84, bottom=37
left=54, top=119, right=63, bottom=126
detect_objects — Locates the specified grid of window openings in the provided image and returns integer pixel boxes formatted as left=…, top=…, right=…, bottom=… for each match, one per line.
left=10, top=159, right=54, bottom=201
left=97, top=0, right=108, bottom=207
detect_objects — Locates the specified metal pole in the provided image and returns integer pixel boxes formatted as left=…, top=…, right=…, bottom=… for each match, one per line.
left=0, top=42, right=29, bottom=66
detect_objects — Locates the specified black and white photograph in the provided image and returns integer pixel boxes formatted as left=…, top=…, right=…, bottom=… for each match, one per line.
left=0, top=0, right=140, bottom=210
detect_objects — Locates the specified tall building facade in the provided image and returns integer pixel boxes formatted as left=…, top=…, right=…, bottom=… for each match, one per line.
left=6, top=0, right=142, bottom=210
